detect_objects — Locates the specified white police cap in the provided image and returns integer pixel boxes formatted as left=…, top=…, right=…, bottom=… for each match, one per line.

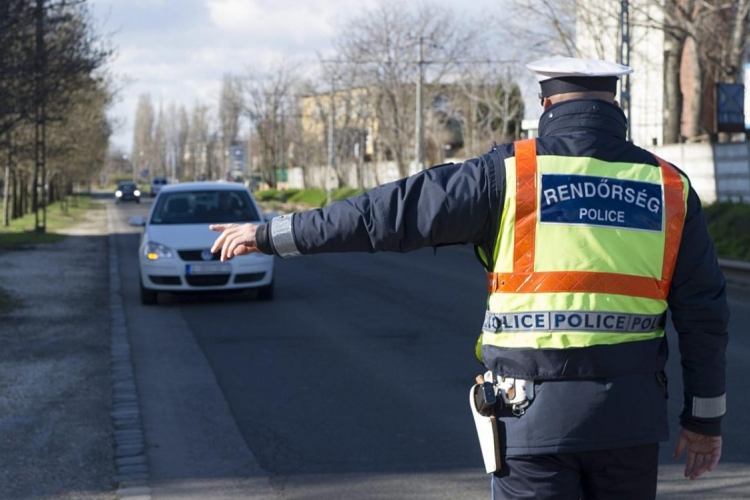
left=526, top=56, right=634, bottom=97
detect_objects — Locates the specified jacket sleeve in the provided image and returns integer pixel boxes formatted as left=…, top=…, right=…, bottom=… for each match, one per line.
left=667, top=184, right=729, bottom=436
left=256, top=156, right=500, bottom=256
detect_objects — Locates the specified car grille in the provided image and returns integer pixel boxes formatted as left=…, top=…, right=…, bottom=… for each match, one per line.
left=178, top=250, right=220, bottom=262
left=148, top=275, right=182, bottom=285
left=234, top=272, right=266, bottom=284
left=185, top=274, right=230, bottom=287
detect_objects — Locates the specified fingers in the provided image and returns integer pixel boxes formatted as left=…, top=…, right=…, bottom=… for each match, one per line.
left=687, top=452, right=704, bottom=479
left=209, top=224, right=236, bottom=254
left=210, top=224, right=257, bottom=261
left=684, top=449, right=696, bottom=478
left=674, top=428, right=723, bottom=480
left=223, top=233, right=244, bottom=262
left=691, top=449, right=721, bottom=479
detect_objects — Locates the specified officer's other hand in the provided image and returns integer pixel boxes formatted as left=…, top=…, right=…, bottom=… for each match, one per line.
left=673, top=426, right=722, bottom=480
left=209, top=223, right=259, bottom=261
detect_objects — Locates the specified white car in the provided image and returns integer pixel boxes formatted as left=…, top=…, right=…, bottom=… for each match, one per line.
left=150, top=176, right=169, bottom=197
left=132, top=182, right=275, bottom=305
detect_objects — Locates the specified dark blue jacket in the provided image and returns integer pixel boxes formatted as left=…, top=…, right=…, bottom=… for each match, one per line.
left=256, top=99, right=729, bottom=453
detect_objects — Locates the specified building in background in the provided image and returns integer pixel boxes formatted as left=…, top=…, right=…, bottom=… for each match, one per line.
left=573, top=0, right=750, bottom=204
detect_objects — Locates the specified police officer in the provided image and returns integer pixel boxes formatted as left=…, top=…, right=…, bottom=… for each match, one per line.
left=210, top=57, right=728, bottom=499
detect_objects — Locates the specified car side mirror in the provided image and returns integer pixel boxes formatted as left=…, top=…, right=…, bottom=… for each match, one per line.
left=264, top=211, right=279, bottom=222
left=129, top=216, right=146, bottom=227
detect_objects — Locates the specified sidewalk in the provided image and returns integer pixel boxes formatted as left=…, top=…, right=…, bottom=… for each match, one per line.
left=0, top=201, right=115, bottom=500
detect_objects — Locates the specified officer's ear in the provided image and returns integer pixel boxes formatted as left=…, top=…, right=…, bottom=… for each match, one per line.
left=543, top=97, right=553, bottom=110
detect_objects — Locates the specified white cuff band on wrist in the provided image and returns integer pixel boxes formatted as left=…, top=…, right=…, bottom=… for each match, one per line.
left=692, top=394, right=726, bottom=419
left=270, top=214, right=301, bottom=258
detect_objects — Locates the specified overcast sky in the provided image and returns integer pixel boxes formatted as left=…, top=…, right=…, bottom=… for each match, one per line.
left=90, top=0, right=539, bottom=153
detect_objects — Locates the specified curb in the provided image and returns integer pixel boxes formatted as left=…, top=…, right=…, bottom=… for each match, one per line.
left=107, top=205, right=153, bottom=499
left=719, top=257, right=750, bottom=272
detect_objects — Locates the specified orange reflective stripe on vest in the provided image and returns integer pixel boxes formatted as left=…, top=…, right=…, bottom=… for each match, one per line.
left=487, top=139, right=686, bottom=300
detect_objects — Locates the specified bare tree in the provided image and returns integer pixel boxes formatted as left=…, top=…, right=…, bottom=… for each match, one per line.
left=1, top=0, right=112, bottom=223
left=243, top=61, right=299, bottom=188
left=503, top=0, right=578, bottom=58
left=332, top=1, right=477, bottom=177
left=45, top=79, right=112, bottom=203
left=300, top=66, right=374, bottom=188
left=456, top=69, right=526, bottom=157
left=630, top=0, right=750, bottom=140
left=177, top=105, right=189, bottom=179
left=152, top=103, right=166, bottom=177
left=218, top=73, right=244, bottom=177
left=509, top=0, right=750, bottom=143
left=131, top=94, right=154, bottom=180
left=185, top=101, right=210, bottom=180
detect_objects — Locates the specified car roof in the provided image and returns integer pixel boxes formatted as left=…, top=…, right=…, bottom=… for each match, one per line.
left=158, top=181, right=250, bottom=194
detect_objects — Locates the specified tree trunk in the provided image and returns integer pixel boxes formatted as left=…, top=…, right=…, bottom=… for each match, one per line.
left=3, top=164, right=10, bottom=227
left=11, top=170, right=18, bottom=219
left=20, top=177, right=26, bottom=215
left=686, top=38, right=704, bottom=139
left=663, top=31, right=685, bottom=143
left=727, top=0, right=750, bottom=82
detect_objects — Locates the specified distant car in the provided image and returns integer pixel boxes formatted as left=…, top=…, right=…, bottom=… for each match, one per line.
left=132, top=182, right=274, bottom=305
left=150, top=177, right=169, bottom=197
left=115, top=181, right=141, bottom=204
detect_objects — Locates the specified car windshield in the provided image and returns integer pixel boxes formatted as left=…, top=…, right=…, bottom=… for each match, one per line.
left=118, top=182, right=136, bottom=190
left=150, top=190, right=261, bottom=225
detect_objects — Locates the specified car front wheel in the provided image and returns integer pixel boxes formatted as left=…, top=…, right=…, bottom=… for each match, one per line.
left=140, top=277, right=158, bottom=305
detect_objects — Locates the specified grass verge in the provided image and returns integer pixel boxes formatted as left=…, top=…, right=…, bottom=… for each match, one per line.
left=0, top=196, right=94, bottom=249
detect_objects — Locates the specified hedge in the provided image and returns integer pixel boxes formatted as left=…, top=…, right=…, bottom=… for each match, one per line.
left=703, top=202, right=750, bottom=261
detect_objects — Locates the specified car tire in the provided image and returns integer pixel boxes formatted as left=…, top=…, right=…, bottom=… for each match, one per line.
left=140, top=277, right=158, bottom=305
left=257, top=281, right=274, bottom=301
left=136, top=199, right=140, bottom=204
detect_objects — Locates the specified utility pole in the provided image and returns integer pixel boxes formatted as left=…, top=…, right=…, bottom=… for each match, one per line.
left=414, top=36, right=425, bottom=171
left=619, top=0, right=632, bottom=141
left=327, top=75, right=336, bottom=205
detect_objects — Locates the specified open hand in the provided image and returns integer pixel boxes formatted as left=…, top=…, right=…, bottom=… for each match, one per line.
left=673, top=426, right=722, bottom=480
left=209, top=223, right=259, bottom=261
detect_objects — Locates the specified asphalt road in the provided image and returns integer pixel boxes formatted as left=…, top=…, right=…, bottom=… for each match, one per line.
left=111, top=198, right=750, bottom=499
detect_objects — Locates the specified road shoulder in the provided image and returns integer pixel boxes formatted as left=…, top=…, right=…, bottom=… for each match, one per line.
left=0, top=200, right=115, bottom=500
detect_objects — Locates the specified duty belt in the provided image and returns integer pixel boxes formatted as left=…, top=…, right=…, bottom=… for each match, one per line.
left=482, top=370, right=534, bottom=417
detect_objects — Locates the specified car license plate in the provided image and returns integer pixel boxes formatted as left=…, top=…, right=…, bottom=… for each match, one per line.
left=185, top=263, right=230, bottom=275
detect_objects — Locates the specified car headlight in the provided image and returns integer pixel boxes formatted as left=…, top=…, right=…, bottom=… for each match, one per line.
left=115, top=190, right=122, bottom=197
left=143, top=241, right=174, bottom=261
left=134, top=190, right=141, bottom=196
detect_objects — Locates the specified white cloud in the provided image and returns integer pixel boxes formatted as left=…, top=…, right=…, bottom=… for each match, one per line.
left=98, top=0, right=501, bottom=151
left=208, top=0, right=328, bottom=41
left=206, top=0, right=380, bottom=47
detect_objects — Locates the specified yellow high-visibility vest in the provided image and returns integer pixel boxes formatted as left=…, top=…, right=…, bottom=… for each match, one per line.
left=478, top=139, right=689, bottom=379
